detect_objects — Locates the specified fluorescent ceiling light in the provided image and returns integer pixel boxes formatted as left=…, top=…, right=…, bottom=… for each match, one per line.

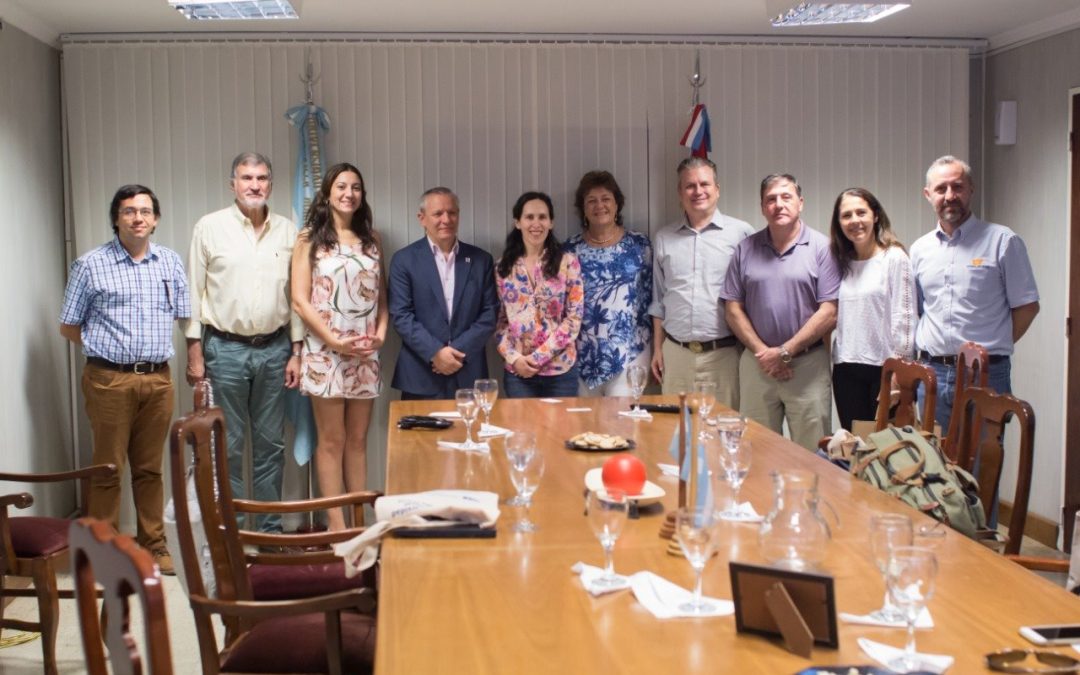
left=766, top=1, right=911, bottom=27
left=168, top=0, right=299, bottom=21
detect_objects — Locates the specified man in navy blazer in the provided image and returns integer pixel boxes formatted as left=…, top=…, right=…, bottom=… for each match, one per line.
left=389, top=187, right=499, bottom=399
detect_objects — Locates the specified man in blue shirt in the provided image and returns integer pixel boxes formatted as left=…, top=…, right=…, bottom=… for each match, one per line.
left=60, top=184, right=190, bottom=575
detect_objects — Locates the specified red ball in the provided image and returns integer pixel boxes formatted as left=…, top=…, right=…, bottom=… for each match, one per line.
left=601, top=454, right=647, bottom=496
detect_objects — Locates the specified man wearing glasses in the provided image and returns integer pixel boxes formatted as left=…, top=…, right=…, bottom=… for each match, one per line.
left=184, top=152, right=304, bottom=533
left=60, top=184, right=190, bottom=575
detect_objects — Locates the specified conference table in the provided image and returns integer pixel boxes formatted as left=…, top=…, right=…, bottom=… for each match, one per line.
left=375, top=395, right=1080, bottom=673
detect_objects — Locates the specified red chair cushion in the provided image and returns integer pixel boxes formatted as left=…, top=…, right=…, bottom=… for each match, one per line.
left=248, top=561, right=375, bottom=601
left=220, top=611, right=375, bottom=673
left=9, top=517, right=69, bottom=557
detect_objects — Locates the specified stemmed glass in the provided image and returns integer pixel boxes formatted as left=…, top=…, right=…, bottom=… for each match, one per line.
left=504, top=431, right=536, bottom=507
left=692, top=379, right=717, bottom=423
left=885, top=546, right=938, bottom=672
left=455, top=388, right=481, bottom=451
left=715, top=415, right=746, bottom=451
left=716, top=438, right=752, bottom=520
left=586, top=489, right=629, bottom=588
left=509, top=450, right=545, bottom=533
left=474, top=378, right=499, bottom=432
left=869, top=514, right=914, bottom=622
left=625, top=364, right=648, bottom=417
left=675, top=506, right=719, bottom=613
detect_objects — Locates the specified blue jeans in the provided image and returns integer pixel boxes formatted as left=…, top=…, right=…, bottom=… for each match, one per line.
left=503, top=365, right=580, bottom=399
left=203, top=331, right=290, bottom=533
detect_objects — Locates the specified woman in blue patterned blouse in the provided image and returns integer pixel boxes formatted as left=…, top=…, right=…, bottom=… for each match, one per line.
left=564, top=171, right=653, bottom=397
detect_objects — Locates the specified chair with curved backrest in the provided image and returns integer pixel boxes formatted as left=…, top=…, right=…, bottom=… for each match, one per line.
left=952, top=386, right=1035, bottom=556
left=169, top=403, right=377, bottom=674
left=70, top=517, right=173, bottom=675
left=943, top=341, right=990, bottom=460
left=873, top=357, right=938, bottom=433
left=0, top=462, right=117, bottom=675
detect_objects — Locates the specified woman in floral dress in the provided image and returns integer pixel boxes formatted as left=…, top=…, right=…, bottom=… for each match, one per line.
left=495, top=191, right=584, bottom=399
left=291, top=162, right=387, bottom=530
left=564, top=170, right=652, bottom=397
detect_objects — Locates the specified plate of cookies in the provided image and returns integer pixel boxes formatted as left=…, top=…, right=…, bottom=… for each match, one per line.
left=564, top=432, right=635, bottom=452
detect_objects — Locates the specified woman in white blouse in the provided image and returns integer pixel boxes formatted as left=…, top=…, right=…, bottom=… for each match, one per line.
left=828, top=187, right=916, bottom=432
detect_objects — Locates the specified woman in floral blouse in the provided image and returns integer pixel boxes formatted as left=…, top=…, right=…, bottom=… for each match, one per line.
left=564, top=170, right=652, bottom=396
left=495, top=191, right=584, bottom=399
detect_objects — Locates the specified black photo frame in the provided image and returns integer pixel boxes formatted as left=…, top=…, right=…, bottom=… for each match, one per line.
left=730, top=561, right=839, bottom=651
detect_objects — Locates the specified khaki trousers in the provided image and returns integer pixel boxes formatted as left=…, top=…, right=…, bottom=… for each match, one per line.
left=738, top=346, right=832, bottom=450
left=81, top=364, right=174, bottom=549
left=660, top=339, right=741, bottom=410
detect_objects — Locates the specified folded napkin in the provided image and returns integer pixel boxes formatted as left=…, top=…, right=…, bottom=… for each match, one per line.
left=540, top=398, right=563, bottom=404
left=618, top=409, right=653, bottom=421
left=571, top=562, right=631, bottom=596
left=478, top=423, right=512, bottom=438
left=719, top=502, right=764, bottom=523
left=566, top=407, right=592, bottom=413
left=629, top=570, right=734, bottom=619
left=436, top=440, right=491, bottom=453
left=334, top=490, right=500, bottom=576
left=840, top=606, right=934, bottom=628
left=428, top=411, right=461, bottom=419
left=657, top=463, right=679, bottom=478
left=857, top=637, right=953, bottom=673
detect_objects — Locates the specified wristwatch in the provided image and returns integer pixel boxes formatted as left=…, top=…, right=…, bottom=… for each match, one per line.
left=779, top=345, right=792, bottom=364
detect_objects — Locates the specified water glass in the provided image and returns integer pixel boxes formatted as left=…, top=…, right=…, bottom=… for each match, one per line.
left=474, top=378, right=499, bottom=429
left=455, top=388, right=480, bottom=450
left=718, top=438, right=752, bottom=520
left=886, top=546, right=937, bottom=672
left=509, top=450, right=545, bottom=533
left=714, top=415, right=746, bottom=452
left=504, top=431, right=537, bottom=506
left=675, top=506, right=719, bottom=613
left=626, top=364, right=648, bottom=416
left=869, top=513, right=914, bottom=622
left=692, top=379, right=717, bottom=421
left=586, top=489, right=628, bottom=588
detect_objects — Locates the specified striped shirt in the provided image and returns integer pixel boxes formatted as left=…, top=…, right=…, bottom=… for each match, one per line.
left=60, top=238, right=190, bottom=363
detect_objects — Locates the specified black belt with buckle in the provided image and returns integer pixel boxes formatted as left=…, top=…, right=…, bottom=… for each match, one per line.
left=87, top=357, right=168, bottom=375
left=918, top=350, right=1008, bottom=366
left=208, top=326, right=286, bottom=348
left=664, top=331, right=738, bottom=354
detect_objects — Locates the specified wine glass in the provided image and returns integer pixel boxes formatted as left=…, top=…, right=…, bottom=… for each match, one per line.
left=717, top=438, right=752, bottom=520
left=885, top=546, right=937, bottom=672
left=869, top=513, right=914, bottom=622
left=509, top=450, right=545, bottom=533
left=586, top=489, right=629, bottom=588
left=675, top=506, right=719, bottom=613
left=504, top=431, right=536, bottom=507
left=714, top=415, right=746, bottom=452
left=692, top=379, right=717, bottom=422
left=474, top=378, right=499, bottom=431
left=455, top=388, right=480, bottom=450
left=626, top=364, right=648, bottom=416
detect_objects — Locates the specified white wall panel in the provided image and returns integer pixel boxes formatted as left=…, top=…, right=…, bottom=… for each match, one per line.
left=62, top=39, right=968, bottom=492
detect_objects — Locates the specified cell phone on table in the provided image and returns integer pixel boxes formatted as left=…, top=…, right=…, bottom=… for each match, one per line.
left=1019, top=624, right=1080, bottom=645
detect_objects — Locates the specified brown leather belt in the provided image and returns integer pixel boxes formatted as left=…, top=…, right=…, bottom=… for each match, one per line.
left=664, top=331, right=738, bottom=354
left=87, top=357, right=168, bottom=375
left=207, top=326, right=286, bottom=348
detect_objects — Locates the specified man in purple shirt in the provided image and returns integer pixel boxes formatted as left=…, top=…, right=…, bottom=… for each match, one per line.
left=722, top=174, right=841, bottom=450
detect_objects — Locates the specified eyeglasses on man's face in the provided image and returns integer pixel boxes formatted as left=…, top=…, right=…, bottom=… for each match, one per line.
left=119, top=207, right=156, bottom=219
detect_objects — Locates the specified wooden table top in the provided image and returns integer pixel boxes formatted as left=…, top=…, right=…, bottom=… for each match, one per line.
left=375, top=395, right=1080, bottom=674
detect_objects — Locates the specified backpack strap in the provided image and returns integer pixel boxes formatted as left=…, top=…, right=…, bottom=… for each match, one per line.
left=877, top=439, right=926, bottom=484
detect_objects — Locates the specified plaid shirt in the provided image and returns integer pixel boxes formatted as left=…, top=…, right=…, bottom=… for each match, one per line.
left=60, top=238, right=190, bottom=363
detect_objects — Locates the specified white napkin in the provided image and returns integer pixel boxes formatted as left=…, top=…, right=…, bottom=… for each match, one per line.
left=478, top=423, right=511, bottom=438
left=628, top=570, right=734, bottom=619
left=436, top=440, right=491, bottom=453
left=657, top=463, right=679, bottom=477
left=857, top=637, right=954, bottom=673
left=540, top=398, right=563, bottom=404
left=428, top=411, right=461, bottom=419
left=571, top=562, right=631, bottom=596
left=718, top=502, right=765, bottom=523
left=840, top=606, right=934, bottom=628
left=618, top=409, right=653, bottom=421
left=566, top=407, right=592, bottom=413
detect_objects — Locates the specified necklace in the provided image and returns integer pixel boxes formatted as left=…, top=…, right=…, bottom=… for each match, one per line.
left=586, top=226, right=621, bottom=246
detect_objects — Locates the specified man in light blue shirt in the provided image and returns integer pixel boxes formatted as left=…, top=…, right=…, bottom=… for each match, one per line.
left=911, top=155, right=1040, bottom=432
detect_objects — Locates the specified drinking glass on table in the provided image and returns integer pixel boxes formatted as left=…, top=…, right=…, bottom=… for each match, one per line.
left=626, top=364, right=648, bottom=417
left=474, top=378, right=499, bottom=431
left=716, top=438, right=752, bottom=520
left=455, top=388, right=481, bottom=451
left=675, top=506, right=719, bottom=613
left=714, top=415, right=746, bottom=451
left=586, top=489, right=629, bottom=588
left=509, top=450, right=545, bottom=533
left=504, top=431, right=537, bottom=506
left=869, top=513, right=914, bottom=622
left=692, top=379, right=717, bottom=422
left=885, top=546, right=937, bottom=672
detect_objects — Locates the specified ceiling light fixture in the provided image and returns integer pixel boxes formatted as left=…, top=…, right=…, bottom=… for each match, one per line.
left=168, top=0, right=300, bottom=21
left=766, top=1, right=911, bottom=27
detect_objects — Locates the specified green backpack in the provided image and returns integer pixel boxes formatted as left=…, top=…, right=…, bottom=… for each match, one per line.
left=853, top=425, right=988, bottom=539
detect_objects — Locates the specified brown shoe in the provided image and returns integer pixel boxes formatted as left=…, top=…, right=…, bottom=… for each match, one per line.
left=151, top=548, right=176, bottom=576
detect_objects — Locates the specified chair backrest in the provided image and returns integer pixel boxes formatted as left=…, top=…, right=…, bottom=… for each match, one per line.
left=953, top=386, right=1036, bottom=556
left=944, top=341, right=990, bottom=459
left=874, top=357, right=937, bottom=433
left=70, top=517, right=173, bottom=675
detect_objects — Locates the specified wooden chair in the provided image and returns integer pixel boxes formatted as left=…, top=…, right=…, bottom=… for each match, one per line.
left=70, top=517, right=173, bottom=675
left=0, top=462, right=117, bottom=675
left=943, top=341, right=990, bottom=460
left=952, top=386, right=1035, bottom=556
left=873, top=357, right=938, bottom=433
left=169, top=404, right=377, bottom=674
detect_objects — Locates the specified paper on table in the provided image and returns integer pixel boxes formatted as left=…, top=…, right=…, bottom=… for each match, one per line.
left=436, top=440, right=491, bottom=453
left=478, top=423, right=512, bottom=438
left=657, top=463, right=679, bottom=478
left=718, top=502, right=765, bottom=523
left=618, top=409, right=653, bottom=421
left=566, top=407, right=592, bottom=413
left=840, top=606, right=934, bottom=628
left=428, top=411, right=461, bottom=419
left=571, top=562, right=631, bottom=596
left=629, top=570, right=734, bottom=619
left=540, top=398, right=563, bottom=404
left=857, top=637, right=954, bottom=673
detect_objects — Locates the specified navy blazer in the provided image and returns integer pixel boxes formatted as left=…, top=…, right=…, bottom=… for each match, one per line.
left=388, top=237, right=499, bottom=398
